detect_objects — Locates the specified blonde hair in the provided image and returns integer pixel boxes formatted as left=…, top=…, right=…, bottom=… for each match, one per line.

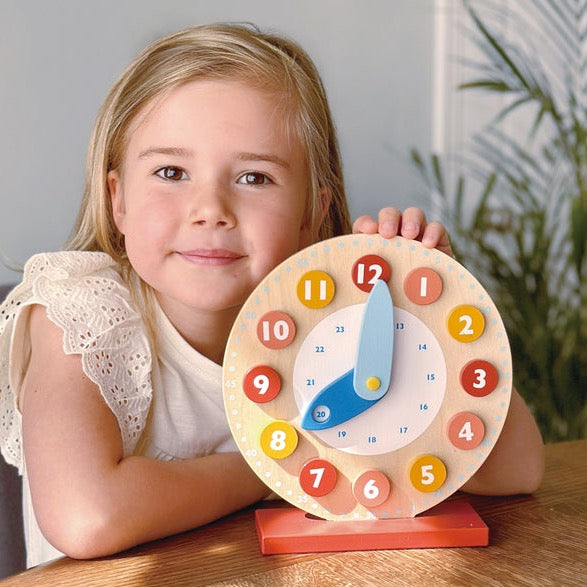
left=66, top=24, right=351, bottom=330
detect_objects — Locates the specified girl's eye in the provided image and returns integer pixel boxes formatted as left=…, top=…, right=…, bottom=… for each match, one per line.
left=237, top=172, right=271, bottom=186
left=155, top=166, right=188, bottom=181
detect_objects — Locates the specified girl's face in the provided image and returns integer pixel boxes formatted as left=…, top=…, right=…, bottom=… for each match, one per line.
left=108, top=79, right=316, bottom=323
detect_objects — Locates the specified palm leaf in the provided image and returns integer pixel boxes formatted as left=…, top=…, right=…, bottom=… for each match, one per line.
left=412, top=1, right=587, bottom=440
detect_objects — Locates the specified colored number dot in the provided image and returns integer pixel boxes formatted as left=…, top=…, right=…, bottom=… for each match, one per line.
left=460, top=359, right=499, bottom=397
left=351, top=255, right=391, bottom=292
left=257, top=311, right=296, bottom=349
left=409, top=455, right=447, bottom=492
left=447, top=305, right=485, bottom=342
left=299, top=458, right=338, bottom=497
left=297, top=270, right=335, bottom=309
left=243, top=365, right=281, bottom=403
left=353, top=470, right=391, bottom=507
left=403, top=267, right=443, bottom=305
left=447, top=412, right=485, bottom=450
left=260, top=421, right=298, bottom=459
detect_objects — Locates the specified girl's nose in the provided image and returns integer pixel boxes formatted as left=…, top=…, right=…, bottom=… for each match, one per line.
left=188, top=184, right=236, bottom=228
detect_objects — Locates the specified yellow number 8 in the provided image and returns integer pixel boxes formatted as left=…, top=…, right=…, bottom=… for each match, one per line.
left=260, top=421, right=298, bottom=459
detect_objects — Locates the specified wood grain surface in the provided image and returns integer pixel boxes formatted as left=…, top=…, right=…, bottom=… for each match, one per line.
left=223, top=235, right=513, bottom=521
left=2, top=441, right=585, bottom=587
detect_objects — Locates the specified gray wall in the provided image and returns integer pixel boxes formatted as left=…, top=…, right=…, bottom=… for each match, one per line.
left=0, top=0, right=436, bottom=282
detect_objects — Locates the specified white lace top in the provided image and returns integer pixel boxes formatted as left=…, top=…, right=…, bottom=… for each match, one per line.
left=0, top=251, right=236, bottom=567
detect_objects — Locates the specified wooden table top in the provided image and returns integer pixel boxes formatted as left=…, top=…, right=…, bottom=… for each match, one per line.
left=2, top=440, right=586, bottom=586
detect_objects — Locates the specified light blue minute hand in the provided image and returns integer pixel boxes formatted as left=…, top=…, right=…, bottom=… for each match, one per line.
left=352, top=279, right=394, bottom=400
left=301, top=280, right=394, bottom=430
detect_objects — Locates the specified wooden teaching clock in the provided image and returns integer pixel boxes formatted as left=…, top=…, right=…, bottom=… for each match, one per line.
left=223, top=235, right=512, bottom=525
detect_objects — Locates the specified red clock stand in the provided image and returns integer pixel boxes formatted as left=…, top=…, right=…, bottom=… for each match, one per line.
left=255, top=500, right=488, bottom=555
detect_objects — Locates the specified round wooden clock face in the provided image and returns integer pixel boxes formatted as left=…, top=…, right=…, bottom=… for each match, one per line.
left=223, top=235, right=512, bottom=520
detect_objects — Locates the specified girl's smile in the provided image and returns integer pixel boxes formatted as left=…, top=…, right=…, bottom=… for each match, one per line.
left=176, top=248, right=245, bottom=266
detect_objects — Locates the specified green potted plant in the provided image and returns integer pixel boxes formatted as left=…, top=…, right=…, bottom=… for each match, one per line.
left=412, top=0, right=586, bottom=441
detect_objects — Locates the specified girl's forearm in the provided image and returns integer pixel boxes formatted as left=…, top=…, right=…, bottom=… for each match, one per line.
left=462, top=389, right=545, bottom=495
left=48, top=451, right=269, bottom=559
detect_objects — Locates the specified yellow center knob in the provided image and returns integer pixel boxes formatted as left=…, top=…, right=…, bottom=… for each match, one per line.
left=365, top=376, right=381, bottom=391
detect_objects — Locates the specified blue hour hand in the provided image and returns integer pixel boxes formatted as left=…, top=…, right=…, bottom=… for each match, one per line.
left=300, top=368, right=378, bottom=430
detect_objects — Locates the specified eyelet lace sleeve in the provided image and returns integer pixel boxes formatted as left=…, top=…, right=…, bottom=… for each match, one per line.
left=0, top=252, right=152, bottom=472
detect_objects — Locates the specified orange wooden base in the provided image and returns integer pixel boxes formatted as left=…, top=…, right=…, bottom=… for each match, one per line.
left=255, top=501, right=489, bottom=554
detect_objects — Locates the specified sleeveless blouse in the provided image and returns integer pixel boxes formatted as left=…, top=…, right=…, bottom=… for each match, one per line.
left=0, top=252, right=236, bottom=567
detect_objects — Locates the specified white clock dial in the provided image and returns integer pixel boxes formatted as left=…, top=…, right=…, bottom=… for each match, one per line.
left=293, top=305, right=446, bottom=455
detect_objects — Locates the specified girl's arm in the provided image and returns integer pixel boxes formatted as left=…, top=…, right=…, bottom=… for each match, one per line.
left=21, top=304, right=269, bottom=560
left=354, top=207, right=545, bottom=495
left=462, top=388, right=544, bottom=495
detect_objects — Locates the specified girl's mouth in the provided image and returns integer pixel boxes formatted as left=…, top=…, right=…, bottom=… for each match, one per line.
left=177, top=248, right=245, bottom=266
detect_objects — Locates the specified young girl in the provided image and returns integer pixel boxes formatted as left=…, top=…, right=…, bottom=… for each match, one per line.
left=0, top=24, right=543, bottom=567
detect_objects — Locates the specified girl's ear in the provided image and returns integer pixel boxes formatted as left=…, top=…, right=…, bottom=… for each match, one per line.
left=108, top=170, right=126, bottom=234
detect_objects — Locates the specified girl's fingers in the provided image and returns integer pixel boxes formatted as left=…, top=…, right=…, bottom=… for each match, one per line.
left=399, top=207, right=426, bottom=240
left=353, top=208, right=453, bottom=257
left=352, top=214, right=379, bottom=234
left=422, top=221, right=453, bottom=256
left=376, top=207, right=402, bottom=238
left=353, top=208, right=403, bottom=238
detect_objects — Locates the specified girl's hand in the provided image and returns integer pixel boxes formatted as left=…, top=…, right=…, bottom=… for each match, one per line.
left=352, top=207, right=453, bottom=258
